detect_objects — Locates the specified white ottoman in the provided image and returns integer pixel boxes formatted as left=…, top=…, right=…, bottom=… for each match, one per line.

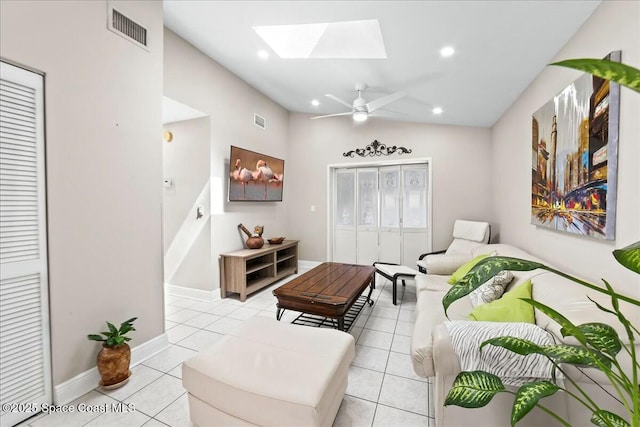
left=182, top=316, right=355, bottom=427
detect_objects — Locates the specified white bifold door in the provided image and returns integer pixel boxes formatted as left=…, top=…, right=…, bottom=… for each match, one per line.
left=0, top=61, right=52, bottom=427
left=332, top=163, right=430, bottom=267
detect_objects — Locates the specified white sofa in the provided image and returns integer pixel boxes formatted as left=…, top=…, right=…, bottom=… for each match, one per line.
left=412, top=243, right=638, bottom=427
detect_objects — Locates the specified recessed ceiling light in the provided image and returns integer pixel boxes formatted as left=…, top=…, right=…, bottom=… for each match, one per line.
left=257, top=49, right=269, bottom=60
left=311, top=99, right=320, bottom=107
left=432, top=107, right=443, bottom=115
left=440, top=46, right=455, bottom=57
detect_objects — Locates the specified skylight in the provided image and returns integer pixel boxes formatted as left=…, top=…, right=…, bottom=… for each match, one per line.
left=252, top=19, right=387, bottom=59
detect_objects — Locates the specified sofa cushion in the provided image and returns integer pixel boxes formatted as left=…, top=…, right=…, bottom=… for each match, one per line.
left=447, top=254, right=490, bottom=284
left=468, top=279, right=535, bottom=323
left=415, top=273, right=451, bottom=293
left=469, top=270, right=514, bottom=307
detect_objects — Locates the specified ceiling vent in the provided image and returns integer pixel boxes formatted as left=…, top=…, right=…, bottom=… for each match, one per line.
left=254, top=113, right=266, bottom=130
left=108, top=6, right=148, bottom=50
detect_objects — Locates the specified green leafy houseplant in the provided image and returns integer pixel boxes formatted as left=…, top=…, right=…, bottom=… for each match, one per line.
left=88, top=317, right=137, bottom=388
left=443, top=59, right=640, bottom=427
left=443, top=243, right=639, bottom=426
left=87, top=317, right=137, bottom=347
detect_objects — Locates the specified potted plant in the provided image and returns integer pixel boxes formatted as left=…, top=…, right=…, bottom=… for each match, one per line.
left=87, top=317, right=137, bottom=388
left=442, top=60, right=640, bottom=427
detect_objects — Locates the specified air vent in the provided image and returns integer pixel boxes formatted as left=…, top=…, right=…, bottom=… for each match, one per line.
left=108, top=7, right=148, bottom=50
left=254, top=113, right=266, bottom=130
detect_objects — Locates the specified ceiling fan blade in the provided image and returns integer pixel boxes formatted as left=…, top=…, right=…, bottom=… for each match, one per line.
left=325, top=94, right=353, bottom=109
left=310, top=112, right=353, bottom=120
left=365, top=91, right=406, bottom=113
left=369, top=109, right=407, bottom=118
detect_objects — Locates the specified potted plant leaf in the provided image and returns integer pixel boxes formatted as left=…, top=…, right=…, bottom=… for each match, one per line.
left=87, top=317, right=137, bottom=388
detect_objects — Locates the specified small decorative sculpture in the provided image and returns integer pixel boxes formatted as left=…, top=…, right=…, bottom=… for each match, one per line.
left=238, top=223, right=264, bottom=249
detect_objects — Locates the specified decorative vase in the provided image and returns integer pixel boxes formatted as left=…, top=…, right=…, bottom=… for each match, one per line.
left=96, top=343, right=131, bottom=388
left=238, top=223, right=265, bottom=249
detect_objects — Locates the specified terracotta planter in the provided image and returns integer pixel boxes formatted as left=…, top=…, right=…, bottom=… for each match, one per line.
left=96, top=343, right=131, bottom=387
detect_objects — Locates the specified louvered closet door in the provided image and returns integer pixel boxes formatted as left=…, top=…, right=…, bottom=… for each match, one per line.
left=0, top=62, right=51, bottom=427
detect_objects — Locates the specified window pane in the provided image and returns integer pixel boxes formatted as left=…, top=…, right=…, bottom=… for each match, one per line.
left=336, top=171, right=355, bottom=226
left=403, top=167, right=427, bottom=228
left=358, top=170, right=378, bottom=226
left=380, top=169, right=400, bottom=228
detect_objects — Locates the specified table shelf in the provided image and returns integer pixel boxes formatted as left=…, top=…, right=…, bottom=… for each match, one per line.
left=277, top=254, right=296, bottom=263
left=219, top=240, right=299, bottom=302
left=246, top=262, right=273, bottom=275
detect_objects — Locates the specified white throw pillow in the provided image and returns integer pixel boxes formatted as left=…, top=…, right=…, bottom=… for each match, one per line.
left=469, top=270, right=514, bottom=308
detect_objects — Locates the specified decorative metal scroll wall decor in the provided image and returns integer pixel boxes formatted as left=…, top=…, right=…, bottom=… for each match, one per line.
left=343, top=140, right=412, bottom=158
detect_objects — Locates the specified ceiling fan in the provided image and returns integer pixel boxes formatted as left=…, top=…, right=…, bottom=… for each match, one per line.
left=311, top=83, right=406, bottom=122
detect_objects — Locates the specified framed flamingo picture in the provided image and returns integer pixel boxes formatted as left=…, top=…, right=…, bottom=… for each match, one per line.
left=228, top=145, right=284, bottom=201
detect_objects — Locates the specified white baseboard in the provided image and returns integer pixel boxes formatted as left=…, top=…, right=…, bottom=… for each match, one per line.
left=165, top=283, right=221, bottom=302
left=54, top=333, right=169, bottom=405
left=298, top=259, right=322, bottom=270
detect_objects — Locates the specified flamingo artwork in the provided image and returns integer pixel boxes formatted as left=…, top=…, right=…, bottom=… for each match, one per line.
left=231, top=158, right=253, bottom=198
left=253, top=160, right=281, bottom=200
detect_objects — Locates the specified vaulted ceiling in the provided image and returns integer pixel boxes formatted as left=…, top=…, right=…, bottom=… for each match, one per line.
left=164, top=1, right=601, bottom=127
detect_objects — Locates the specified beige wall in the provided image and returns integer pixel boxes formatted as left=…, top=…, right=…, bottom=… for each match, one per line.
left=163, top=118, right=212, bottom=290
left=287, top=113, right=493, bottom=261
left=491, top=0, right=640, bottom=291
left=0, top=0, right=165, bottom=385
left=164, top=29, right=291, bottom=289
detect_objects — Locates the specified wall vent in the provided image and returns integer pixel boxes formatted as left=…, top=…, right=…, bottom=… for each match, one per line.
left=254, top=113, right=266, bottom=130
left=108, top=6, right=148, bottom=50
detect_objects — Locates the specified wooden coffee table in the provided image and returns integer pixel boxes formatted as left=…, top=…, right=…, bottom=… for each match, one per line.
left=273, top=262, right=375, bottom=331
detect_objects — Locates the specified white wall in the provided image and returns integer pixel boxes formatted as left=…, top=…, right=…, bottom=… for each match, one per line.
left=164, top=29, right=291, bottom=291
left=163, top=117, right=212, bottom=290
left=491, top=0, right=640, bottom=291
left=0, top=1, right=164, bottom=385
left=287, top=113, right=493, bottom=261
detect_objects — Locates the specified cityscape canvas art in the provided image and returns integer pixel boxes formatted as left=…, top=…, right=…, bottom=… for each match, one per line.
left=531, top=51, right=620, bottom=240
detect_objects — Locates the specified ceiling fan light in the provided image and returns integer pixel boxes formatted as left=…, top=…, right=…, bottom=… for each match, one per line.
left=353, top=111, right=368, bottom=122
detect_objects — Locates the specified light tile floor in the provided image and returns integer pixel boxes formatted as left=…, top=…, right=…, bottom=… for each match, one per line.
left=19, top=271, right=434, bottom=427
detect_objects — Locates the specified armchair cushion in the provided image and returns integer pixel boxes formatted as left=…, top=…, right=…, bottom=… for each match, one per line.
left=452, top=220, right=490, bottom=242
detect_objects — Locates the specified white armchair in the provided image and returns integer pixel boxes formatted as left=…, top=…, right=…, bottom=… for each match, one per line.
left=416, top=220, right=491, bottom=274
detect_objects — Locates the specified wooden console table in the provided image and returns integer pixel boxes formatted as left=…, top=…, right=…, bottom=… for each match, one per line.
left=219, top=240, right=299, bottom=301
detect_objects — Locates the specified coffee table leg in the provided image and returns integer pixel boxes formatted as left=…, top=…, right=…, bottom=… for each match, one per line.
left=276, top=307, right=284, bottom=321
left=365, top=282, right=374, bottom=306
left=338, top=317, right=345, bottom=331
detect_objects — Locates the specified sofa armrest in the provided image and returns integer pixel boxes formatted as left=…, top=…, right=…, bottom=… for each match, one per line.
left=422, top=254, right=471, bottom=275
left=432, top=324, right=461, bottom=377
